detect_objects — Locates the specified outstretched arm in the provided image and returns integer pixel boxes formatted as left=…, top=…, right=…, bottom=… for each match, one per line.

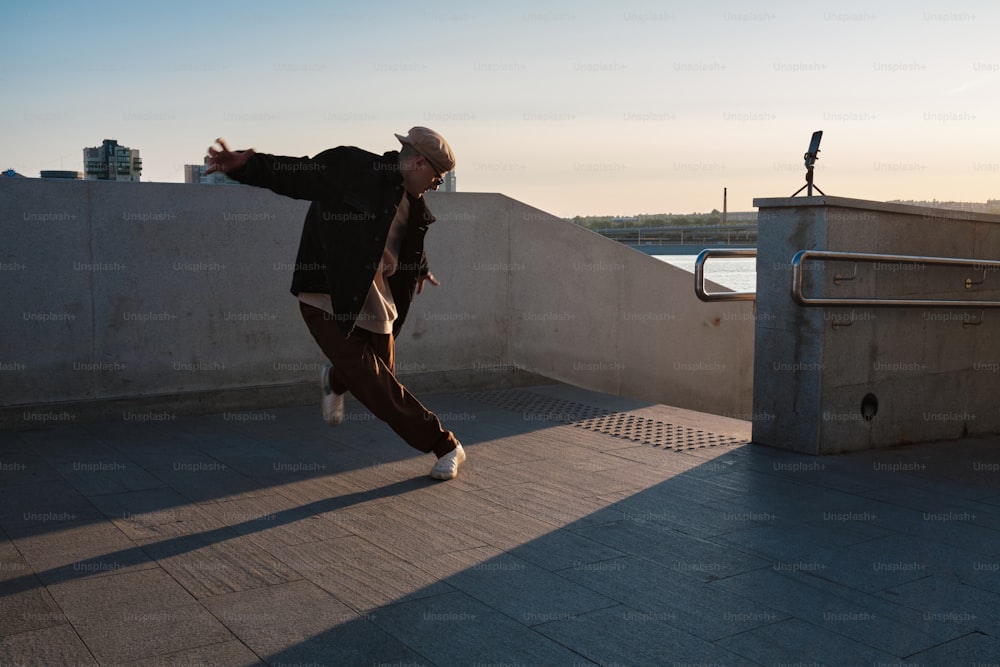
left=204, top=138, right=347, bottom=202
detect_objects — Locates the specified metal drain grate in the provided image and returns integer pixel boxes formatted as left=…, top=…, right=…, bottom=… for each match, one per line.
left=465, top=388, right=748, bottom=451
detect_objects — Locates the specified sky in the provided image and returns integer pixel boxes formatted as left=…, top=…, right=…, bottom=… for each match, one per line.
left=2, top=0, right=999, bottom=217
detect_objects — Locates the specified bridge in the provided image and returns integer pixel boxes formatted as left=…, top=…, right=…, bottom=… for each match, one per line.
left=595, top=223, right=757, bottom=254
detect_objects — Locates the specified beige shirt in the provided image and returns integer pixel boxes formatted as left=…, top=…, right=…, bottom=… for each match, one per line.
left=298, top=194, right=409, bottom=335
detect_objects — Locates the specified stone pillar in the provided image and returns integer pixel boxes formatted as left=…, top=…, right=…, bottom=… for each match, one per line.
left=751, top=196, right=1000, bottom=454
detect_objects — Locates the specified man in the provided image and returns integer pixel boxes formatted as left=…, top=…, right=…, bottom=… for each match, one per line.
left=205, top=127, right=465, bottom=480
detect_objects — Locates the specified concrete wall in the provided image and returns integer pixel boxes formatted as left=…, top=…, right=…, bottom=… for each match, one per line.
left=422, top=194, right=756, bottom=415
left=1, top=179, right=755, bottom=428
left=752, top=195, right=1000, bottom=454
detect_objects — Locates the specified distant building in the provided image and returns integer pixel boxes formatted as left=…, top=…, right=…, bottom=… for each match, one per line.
left=40, top=170, right=83, bottom=180
left=440, top=170, right=457, bottom=192
left=184, top=159, right=239, bottom=185
left=83, top=139, right=142, bottom=181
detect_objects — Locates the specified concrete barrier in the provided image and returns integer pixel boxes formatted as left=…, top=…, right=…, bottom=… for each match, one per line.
left=752, top=195, right=1000, bottom=453
left=1, top=179, right=755, bottom=428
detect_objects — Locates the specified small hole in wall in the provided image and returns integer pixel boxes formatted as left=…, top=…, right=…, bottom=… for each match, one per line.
left=861, top=393, right=878, bottom=421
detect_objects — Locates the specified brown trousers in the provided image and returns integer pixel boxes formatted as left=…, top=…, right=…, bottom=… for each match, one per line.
left=299, top=302, right=458, bottom=457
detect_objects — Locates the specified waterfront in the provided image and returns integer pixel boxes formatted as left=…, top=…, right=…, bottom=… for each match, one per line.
left=656, top=254, right=757, bottom=293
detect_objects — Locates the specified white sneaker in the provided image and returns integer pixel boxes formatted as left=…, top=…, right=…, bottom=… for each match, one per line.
left=320, top=363, right=344, bottom=426
left=429, top=443, right=466, bottom=481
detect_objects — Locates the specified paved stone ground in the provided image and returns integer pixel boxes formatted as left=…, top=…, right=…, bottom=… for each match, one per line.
left=2, top=383, right=999, bottom=666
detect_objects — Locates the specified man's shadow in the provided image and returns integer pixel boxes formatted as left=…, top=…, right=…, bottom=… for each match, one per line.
left=5, top=476, right=433, bottom=594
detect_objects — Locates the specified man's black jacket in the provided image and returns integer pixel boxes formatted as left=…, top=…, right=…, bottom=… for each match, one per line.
left=229, top=146, right=433, bottom=336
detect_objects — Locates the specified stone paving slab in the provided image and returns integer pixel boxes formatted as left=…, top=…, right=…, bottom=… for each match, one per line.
left=13, top=520, right=157, bottom=587
left=715, top=617, right=900, bottom=665
left=199, top=579, right=407, bottom=664
left=44, top=567, right=234, bottom=664
left=0, top=624, right=98, bottom=667
left=1, top=383, right=999, bottom=665
left=368, top=590, right=589, bottom=666
left=133, top=640, right=266, bottom=667
left=275, top=535, right=455, bottom=612
left=710, top=566, right=965, bottom=657
left=534, top=604, right=751, bottom=666
left=555, top=554, right=788, bottom=643
left=0, top=543, right=66, bottom=640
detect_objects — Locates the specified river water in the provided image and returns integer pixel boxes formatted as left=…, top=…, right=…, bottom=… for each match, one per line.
left=654, top=254, right=757, bottom=293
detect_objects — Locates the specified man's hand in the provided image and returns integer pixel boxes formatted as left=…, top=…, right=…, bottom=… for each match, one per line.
left=206, top=138, right=255, bottom=174
left=416, top=272, right=440, bottom=295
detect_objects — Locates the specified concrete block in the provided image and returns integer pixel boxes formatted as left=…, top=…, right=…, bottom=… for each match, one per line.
left=752, top=196, right=1000, bottom=453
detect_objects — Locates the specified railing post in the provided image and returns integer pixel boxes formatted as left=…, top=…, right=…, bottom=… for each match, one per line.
left=694, top=249, right=757, bottom=302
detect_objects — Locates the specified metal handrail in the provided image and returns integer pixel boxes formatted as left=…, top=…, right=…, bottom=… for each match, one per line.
left=791, top=250, right=1000, bottom=307
left=694, top=248, right=757, bottom=302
